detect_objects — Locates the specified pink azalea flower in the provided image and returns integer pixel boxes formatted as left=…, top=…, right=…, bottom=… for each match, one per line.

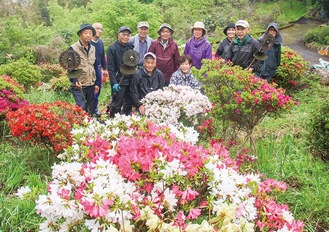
left=173, top=211, right=186, bottom=229
left=81, top=198, right=113, bottom=218
left=186, top=208, right=201, bottom=219
left=180, top=187, right=199, bottom=205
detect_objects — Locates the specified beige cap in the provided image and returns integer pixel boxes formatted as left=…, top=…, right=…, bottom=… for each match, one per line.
left=137, top=21, right=149, bottom=28
left=235, top=20, right=249, bottom=28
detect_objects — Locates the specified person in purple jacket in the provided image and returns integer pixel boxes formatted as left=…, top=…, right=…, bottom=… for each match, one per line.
left=183, top=21, right=212, bottom=70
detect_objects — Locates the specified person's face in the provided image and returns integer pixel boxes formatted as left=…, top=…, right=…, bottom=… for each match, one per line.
left=160, top=28, right=171, bottom=42
left=268, top=27, right=277, bottom=37
left=226, top=28, right=236, bottom=40
left=80, top=29, right=93, bottom=43
left=118, top=31, right=131, bottom=44
left=138, top=27, right=149, bottom=39
left=93, top=24, right=103, bottom=38
left=180, top=60, right=192, bottom=74
left=143, top=57, right=156, bottom=73
left=193, top=28, right=203, bottom=40
left=236, top=26, right=249, bottom=40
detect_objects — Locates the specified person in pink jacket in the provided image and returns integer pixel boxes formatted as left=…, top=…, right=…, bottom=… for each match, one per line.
left=148, top=23, right=180, bottom=86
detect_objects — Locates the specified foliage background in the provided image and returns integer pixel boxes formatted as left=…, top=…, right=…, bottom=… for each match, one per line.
left=0, top=0, right=328, bottom=63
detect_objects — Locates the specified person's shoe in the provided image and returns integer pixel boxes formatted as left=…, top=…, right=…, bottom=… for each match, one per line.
left=94, top=111, right=101, bottom=118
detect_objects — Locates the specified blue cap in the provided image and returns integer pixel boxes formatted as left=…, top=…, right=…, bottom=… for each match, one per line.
left=118, top=26, right=132, bottom=34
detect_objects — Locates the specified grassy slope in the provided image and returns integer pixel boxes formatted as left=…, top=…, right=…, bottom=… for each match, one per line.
left=254, top=82, right=329, bottom=231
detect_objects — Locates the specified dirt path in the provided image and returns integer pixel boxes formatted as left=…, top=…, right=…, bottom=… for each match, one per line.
left=280, top=18, right=329, bottom=65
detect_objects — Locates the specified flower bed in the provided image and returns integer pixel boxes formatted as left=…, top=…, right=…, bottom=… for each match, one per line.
left=35, top=115, right=304, bottom=231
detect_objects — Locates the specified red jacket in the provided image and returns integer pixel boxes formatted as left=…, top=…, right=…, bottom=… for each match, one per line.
left=148, top=37, right=180, bottom=83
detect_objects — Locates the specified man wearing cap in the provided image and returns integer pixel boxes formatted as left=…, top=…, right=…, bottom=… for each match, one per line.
left=184, top=21, right=212, bottom=70
left=130, top=52, right=165, bottom=115
left=129, top=21, right=153, bottom=68
left=148, top=23, right=180, bottom=86
left=226, top=20, right=262, bottom=73
left=215, top=22, right=236, bottom=60
left=69, top=23, right=98, bottom=116
left=91, top=22, right=108, bottom=116
left=106, top=26, right=135, bottom=118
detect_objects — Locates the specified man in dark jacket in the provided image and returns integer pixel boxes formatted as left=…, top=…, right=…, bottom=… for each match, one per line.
left=107, top=26, right=135, bottom=118
left=148, top=23, right=179, bottom=86
left=226, top=20, right=262, bottom=74
left=130, top=52, right=165, bottom=115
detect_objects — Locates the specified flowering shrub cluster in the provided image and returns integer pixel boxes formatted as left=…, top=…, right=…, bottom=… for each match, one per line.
left=50, top=74, right=71, bottom=92
left=35, top=115, right=304, bottom=231
left=275, top=46, right=308, bottom=89
left=0, top=75, right=28, bottom=119
left=195, top=60, right=297, bottom=142
left=0, top=58, right=42, bottom=89
left=141, top=85, right=212, bottom=128
left=6, top=101, right=89, bottom=153
left=39, top=63, right=65, bottom=83
left=0, top=89, right=29, bottom=119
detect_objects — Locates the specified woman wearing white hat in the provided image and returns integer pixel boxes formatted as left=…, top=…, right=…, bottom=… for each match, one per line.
left=183, top=21, right=212, bottom=69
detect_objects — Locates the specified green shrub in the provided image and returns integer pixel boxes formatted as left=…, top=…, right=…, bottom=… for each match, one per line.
left=49, top=74, right=71, bottom=92
left=308, top=101, right=329, bottom=161
left=0, top=58, right=42, bottom=90
left=305, top=25, right=329, bottom=46
left=274, top=46, right=308, bottom=90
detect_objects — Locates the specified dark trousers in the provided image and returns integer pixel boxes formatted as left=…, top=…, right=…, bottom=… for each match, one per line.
left=71, top=85, right=95, bottom=116
left=109, top=85, right=133, bottom=117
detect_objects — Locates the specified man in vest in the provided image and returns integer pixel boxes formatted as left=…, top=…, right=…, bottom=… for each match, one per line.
left=69, top=24, right=99, bottom=116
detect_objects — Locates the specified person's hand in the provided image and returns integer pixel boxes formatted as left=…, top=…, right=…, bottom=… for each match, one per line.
left=113, top=83, right=121, bottom=92
left=94, top=85, right=100, bottom=94
left=75, top=81, right=82, bottom=90
left=245, top=67, right=254, bottom=73
left=139, top=105, right=146, bottom=115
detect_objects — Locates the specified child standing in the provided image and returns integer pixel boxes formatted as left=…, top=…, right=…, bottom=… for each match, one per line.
left=258, top=22, right=282, bottom=83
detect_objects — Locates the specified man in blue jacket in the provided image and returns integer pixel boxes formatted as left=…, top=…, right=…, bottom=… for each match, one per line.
left=91, top=22, right=108, bottom=116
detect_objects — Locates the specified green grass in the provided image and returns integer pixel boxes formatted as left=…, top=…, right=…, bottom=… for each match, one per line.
left=252, top=81, right=329, bottom=231
left=254, top=0, right=308, bottom=26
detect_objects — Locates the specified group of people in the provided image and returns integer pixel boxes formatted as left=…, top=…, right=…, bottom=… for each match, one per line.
left=216, top=20, right=282, bottom=82
left=68, top=19, right=282, bottom=117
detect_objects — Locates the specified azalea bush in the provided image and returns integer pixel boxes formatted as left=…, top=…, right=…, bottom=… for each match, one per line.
left=39, top=63, right=65, bottom=83
left=6, top=101, right=89, bottom=153
left=141, top=85, right=212, bottom=128
left=275, top=46, right=308, bottom=90
left=0, top=58, right=42, bottom=90
left=195, top=60, right=297, bottom=145
left=0, top=75, right=28, bottom=119
left=50, top=74, right=71, bottom=92
left=35, top=115, right=304, bottom=231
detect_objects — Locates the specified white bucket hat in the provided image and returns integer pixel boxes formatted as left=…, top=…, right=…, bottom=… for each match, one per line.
left=192, top=21, right=206, bottom=35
